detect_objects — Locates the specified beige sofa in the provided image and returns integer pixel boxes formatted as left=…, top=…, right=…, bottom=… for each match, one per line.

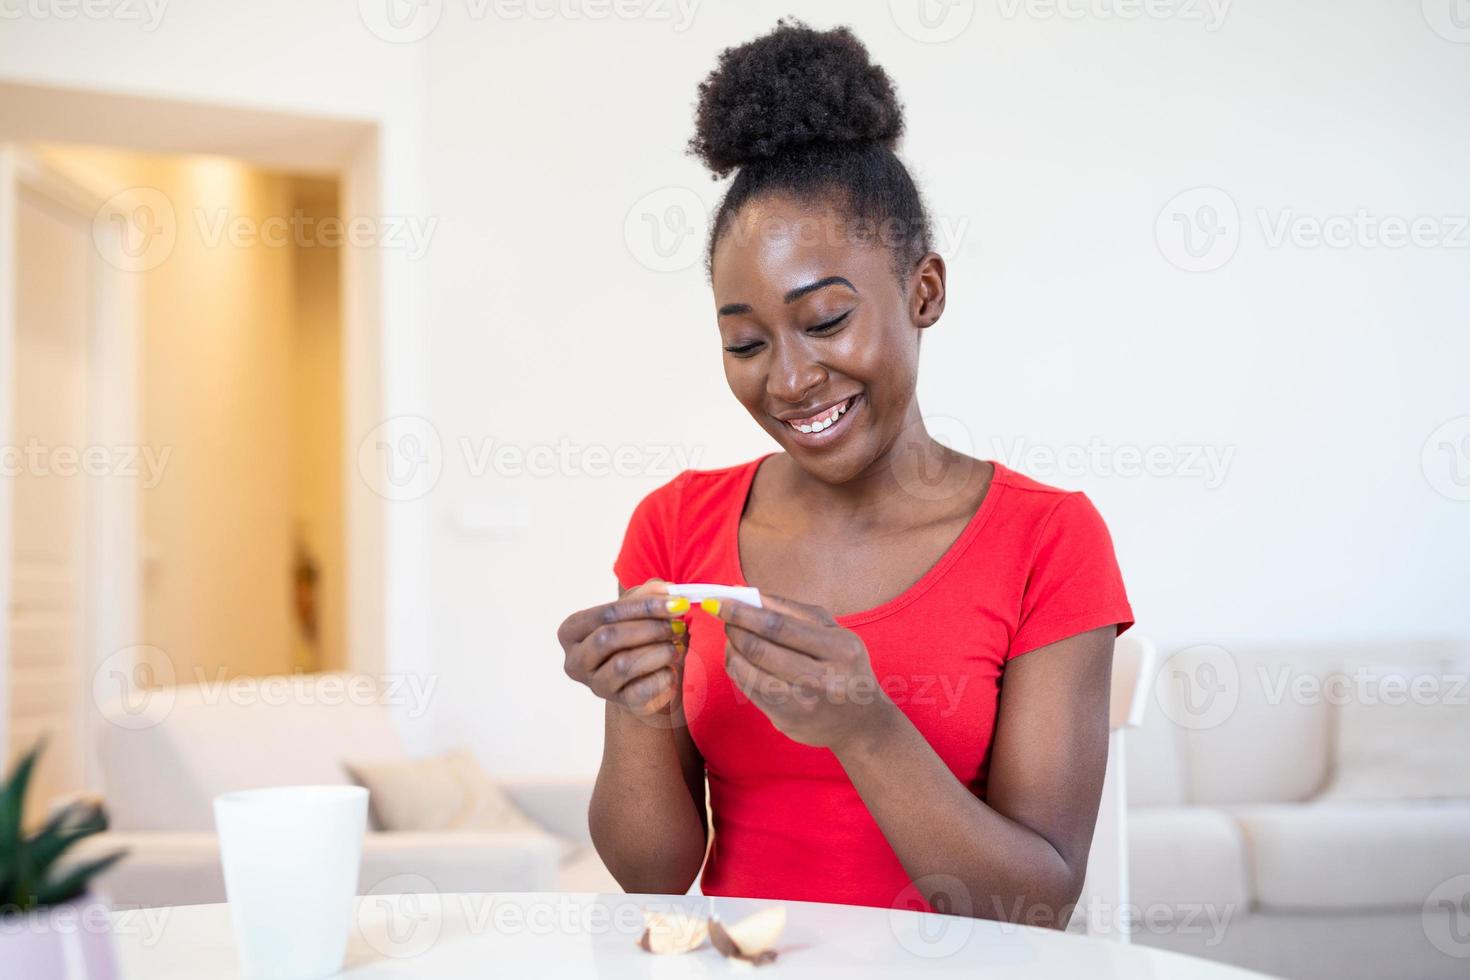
left=1125, top=641, right=1470, bottom=980
left=78, top=673, right=616, bottom=908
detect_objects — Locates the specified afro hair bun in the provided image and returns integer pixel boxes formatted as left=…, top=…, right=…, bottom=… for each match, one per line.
left=689, top=18, right=906, bottom=178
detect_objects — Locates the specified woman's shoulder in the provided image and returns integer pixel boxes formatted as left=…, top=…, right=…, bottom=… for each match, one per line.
left=989, top=459, right=1080, bottom=500
left=986, top=460, right=1113, bottom=539
left=633, top=453, right=768, bottom=508
left=982, top=462, right=1133, bottom=656
left=624, top=453, right=770, bottom=533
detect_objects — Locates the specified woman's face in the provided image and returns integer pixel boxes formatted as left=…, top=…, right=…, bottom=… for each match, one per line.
left=711, top=194, right=944, bottom=485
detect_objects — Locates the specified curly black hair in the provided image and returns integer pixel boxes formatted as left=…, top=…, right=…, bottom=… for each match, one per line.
left=689, top=18, right=933, bottom=283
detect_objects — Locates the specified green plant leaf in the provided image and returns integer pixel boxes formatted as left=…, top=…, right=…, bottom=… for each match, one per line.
left=26, top=799, right=109, bottom=875
left=0, top=738, right=48, bottom=911
left=0, top=738, right=126, bottom=914
left=0, top=738, right=45, bottom=851
left=33, top=850, right=127, bottom=909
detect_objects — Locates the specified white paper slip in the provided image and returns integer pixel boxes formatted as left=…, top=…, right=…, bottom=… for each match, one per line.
left=667, top=583, right=763, bottom=608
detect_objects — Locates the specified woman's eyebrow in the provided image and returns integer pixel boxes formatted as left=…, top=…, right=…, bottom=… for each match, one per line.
left=718, top=276, right=858, bottom=317
left=785, top=275, right=857, bottom=303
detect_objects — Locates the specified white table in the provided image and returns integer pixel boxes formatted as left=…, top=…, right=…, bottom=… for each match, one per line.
left=111, top=891, right=1278, bottom=978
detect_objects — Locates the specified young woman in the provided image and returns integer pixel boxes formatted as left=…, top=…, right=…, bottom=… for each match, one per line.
left=556, top=20, right=1133, bottom=926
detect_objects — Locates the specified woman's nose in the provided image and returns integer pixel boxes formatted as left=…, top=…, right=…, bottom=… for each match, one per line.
left=767, top=340, right=826, bottom=405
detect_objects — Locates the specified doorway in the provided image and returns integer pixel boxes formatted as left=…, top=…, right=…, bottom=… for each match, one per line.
left=0, top=85, right=390, bottom=820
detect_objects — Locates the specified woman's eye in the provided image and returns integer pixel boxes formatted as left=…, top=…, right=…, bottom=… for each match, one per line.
left=808, top=311, right=852, bottom=335
left=722, top=312, right=849, bottom=356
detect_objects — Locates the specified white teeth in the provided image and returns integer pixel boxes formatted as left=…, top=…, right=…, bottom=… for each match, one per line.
left=787, top=397, right=852, bottom=434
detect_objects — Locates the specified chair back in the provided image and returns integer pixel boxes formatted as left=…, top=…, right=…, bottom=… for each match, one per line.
left=1078, top=632, right=1156, bottom=941
left=1110, top=631, right=1157, bottom=731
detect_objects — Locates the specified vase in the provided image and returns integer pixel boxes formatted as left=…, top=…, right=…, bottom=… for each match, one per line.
left=0, top=891, right=119, bottom=980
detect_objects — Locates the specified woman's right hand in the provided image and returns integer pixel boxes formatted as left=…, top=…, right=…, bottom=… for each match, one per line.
left=557, top=578, right=690, bottom=716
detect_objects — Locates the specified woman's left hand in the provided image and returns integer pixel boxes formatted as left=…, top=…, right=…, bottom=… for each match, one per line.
left=707, top=594, right=898, bottom=751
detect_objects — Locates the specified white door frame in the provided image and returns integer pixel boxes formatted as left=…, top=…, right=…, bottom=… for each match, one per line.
left=0, top=147, right=13, bottom=771
left=0, top=147, right=141, bottom=785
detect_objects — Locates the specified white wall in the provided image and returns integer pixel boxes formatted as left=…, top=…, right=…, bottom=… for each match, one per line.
left=3, top=1, right=1466, bottom=776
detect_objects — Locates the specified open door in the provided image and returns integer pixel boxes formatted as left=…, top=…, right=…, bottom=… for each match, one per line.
left=0, top=146, right=141, bottom=823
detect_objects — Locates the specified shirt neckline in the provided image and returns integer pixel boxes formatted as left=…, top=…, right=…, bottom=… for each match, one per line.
left=725, top=452, right=1008, bottom=627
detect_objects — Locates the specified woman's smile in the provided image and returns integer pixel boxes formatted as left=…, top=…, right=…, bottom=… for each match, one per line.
left=774, top=393, right=863, bottom=448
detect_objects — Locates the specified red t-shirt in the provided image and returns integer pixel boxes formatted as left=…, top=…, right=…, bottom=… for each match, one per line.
left=612, top=453, right=1133, bottom=911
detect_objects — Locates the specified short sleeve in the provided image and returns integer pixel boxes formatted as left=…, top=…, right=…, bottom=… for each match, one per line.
left=612, top=473, right=686, bottom=593
left=1008, top=492, right=1134, bottom=660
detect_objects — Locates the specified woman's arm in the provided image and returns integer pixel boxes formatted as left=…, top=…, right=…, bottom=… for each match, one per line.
left=587, top=584, right=709, bottom=894
left=834, top=626, right=1113, bottom=927
left=711, top=594, right=1114, bottom=926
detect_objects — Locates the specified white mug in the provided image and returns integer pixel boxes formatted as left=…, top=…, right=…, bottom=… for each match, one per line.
left=214, top=785, right=368, bottom=979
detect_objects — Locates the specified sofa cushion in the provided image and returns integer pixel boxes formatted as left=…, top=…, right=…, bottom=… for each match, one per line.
left=1163, top=642, right=1467, bottom=806
left=1169, top=646, right=1335, bottom=805
left=97, top=673, right=406, bottom=830
left=1233, top=801, right=1470, bottom=911
left=1129, top=807, right=1252, bottom=915
left=1315, top=666, right=1470, bottom=802
left=343, top=749, right=567, bottom=857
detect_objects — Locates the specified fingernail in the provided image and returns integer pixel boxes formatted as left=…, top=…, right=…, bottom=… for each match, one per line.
left=667, top=597, right=690, bottom=614
left=675, top=640, right=687, bottom=655
left=700, top=598, right=721, bottom=616
left=671, top=621, right=686, bottom=635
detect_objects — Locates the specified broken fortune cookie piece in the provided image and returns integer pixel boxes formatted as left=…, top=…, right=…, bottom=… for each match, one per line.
left=709, top=905, right=787, bottom=965
left=637, top=909, right=709, bottom=955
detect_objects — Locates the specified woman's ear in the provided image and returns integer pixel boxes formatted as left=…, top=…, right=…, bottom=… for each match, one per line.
left=909, top=252, right=947, bottom=328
